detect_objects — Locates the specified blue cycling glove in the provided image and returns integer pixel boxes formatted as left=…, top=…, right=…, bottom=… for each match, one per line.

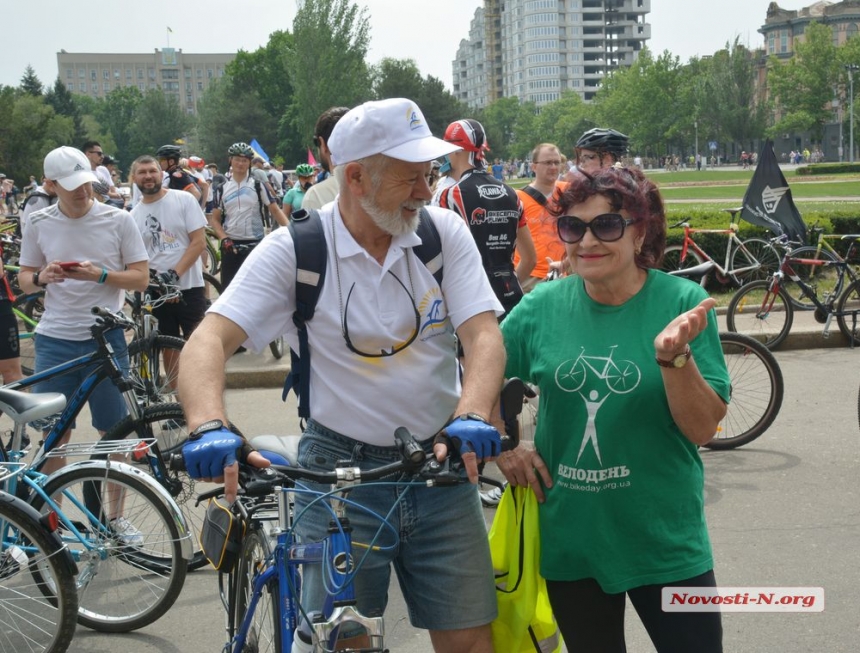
left=440, top=414, right=502, bottom=459
left=183, top=428, right=244, bottom=479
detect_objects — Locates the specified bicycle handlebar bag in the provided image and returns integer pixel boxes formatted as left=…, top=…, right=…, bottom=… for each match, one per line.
left=199, top=497, right=246, bottom=572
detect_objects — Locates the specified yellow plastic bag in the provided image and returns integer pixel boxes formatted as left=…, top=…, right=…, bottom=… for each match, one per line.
left=489, top=485, right=563, bottom=653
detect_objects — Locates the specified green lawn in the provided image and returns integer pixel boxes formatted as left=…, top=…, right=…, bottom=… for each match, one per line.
left=660, top=179, right=860, bottom=200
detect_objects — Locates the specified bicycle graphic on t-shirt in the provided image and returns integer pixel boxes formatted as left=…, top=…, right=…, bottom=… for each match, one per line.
left=555, top=345, right=641, bottom=395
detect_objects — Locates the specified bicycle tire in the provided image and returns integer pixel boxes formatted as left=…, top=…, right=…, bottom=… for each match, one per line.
left=233, top=528, right=280, bottom=653
left=19, top=332, right=35, bottom=376
left=726, top=280, right=793, bottom=350
left=0, top=494, right=78, bottom=653
left=14, top=292, right=44, bottom=331
left=126, top=334, right=185, bottom=406
left=704, top=332, right=784, bottom=450
left=782, top=246, right=841, bottom=310
left=30, top=466, right=187, bottom=632
left=661, top=245, right=707, bottom=287
left=96, top=403, right=208, bottom=570
left=205, top=236, right=221, bottom=275
left=732, top=238, right=780, bottom=285
left=836, top=278, right=860, bottom=346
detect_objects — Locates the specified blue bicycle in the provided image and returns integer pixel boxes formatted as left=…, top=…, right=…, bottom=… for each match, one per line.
left=0, top=308, right=192, bottom=632
left=179, top=379, right=527, bottom=652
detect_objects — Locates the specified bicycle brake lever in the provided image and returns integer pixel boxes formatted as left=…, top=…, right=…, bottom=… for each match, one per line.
left=421, top=457, right=462, bottom=486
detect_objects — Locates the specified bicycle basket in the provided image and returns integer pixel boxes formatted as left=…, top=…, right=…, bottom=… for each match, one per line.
left=199, top=497, right=246, bottom=572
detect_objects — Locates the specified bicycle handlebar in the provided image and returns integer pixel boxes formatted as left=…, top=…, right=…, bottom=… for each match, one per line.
left=90, top=306, right=136, bottom=334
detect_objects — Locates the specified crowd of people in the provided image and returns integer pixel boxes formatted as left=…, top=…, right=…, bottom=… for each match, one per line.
left=4, top=100, right=730, bottom=652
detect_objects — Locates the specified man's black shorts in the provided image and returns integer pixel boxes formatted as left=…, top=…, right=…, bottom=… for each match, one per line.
left=152, top=287, right=207, bottom=339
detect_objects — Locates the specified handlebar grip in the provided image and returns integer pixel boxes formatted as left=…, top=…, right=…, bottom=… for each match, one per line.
left=169, top=452, right=186, bottom=472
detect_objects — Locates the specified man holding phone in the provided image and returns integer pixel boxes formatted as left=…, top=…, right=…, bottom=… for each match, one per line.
left=18, top=147, right=149, bottom=504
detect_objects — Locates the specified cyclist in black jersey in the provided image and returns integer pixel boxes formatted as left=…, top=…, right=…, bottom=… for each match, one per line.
left=438, top=119, right=536, bottom=317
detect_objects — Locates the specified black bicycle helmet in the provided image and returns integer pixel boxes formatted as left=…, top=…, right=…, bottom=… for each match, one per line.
left=575, top=128, right=629, bottom=157
left=227, top=142, right=255, bottom=158
left=155, top=144, right=182, bottom=160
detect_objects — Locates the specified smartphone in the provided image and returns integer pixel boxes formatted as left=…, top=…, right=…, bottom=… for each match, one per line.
left=59, top=262, right=81, bottom=270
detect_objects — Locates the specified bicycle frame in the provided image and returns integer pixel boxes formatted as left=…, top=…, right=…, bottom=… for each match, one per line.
left=677, top=223, right=762, bottom=279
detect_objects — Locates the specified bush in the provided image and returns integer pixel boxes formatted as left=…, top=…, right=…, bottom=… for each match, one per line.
left=795, top=163, right=860, bottom=176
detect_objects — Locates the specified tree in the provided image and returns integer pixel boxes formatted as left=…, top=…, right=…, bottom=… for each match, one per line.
left=19, top=65, right=44, bottom=96
left=195, top=78, right=278, bottom=170
left=535, top=91, right=595, bottom=156
left=767, top=21, right=841, bottom=143
left=227, top=30, right=296, bottom=159
left=287, top=0, right=373, bottom=149
left=128, top=90, right=194, bottom=172
left=372, top=58, right=467, bottom=136
left=44, top=77, right=88, bottom=144
left=95, top=86, right=143, bottom=167
left=479, top=96, right=540, bottom=160
left=593, top=49, right=685, bottom=156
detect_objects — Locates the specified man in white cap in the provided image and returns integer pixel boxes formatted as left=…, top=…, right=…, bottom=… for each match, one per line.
left=178, top=98, right=505, bottom=651
left=18, top=147, right=149, bottom=494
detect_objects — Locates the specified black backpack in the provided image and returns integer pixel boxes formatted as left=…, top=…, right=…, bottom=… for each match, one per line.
left=284, top=207, right=444, bottom=419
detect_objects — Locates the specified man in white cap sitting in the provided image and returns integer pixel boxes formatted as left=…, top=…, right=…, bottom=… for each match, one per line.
left=18, top=147, right=149, bottom=493
left=178, top=98, right=506, bottom=651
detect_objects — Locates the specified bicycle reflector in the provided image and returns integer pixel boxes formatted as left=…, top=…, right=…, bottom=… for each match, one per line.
left=40, top=510, right=60, bottom=533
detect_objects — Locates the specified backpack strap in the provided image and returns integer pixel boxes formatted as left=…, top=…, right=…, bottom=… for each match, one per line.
left=413, top=207, right=444, bottom=285
left=283, top=208, right=327, bottom=419
left=520, top=185, right=547, bottom=207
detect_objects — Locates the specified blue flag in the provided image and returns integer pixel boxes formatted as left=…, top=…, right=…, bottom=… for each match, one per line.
left=249, top=139, right=270, bottom=163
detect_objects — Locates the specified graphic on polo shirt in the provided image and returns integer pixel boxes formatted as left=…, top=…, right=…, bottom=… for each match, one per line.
left=555, top=345, right=641, bottom=467
left=418, top=287, right=451, bottom=341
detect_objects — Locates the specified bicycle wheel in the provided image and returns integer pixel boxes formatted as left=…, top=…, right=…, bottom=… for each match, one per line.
left=781, top=246, right=841, bottom=310
left=97, top=403, right=208, bottom=570
left=705, top=333, right=784, bottom=450
left=205, top=236, right=220, bottom=275
left=14, top=292, right=44, bottom=331
left=30, top=466, right=188, bottom=632
left=661, top=245, right=707, bottom=287
left=0, top=495, right=78, bottom=653
left=836, top=278, right=860, bottom=346
left=19, top=332, right=35, bottom=376
left=126, top=335, right=185, bottom=406
left=233, top=528, right=280, bottom=653
left=731, top=238, right=780, bottom=285
left=726, top=280, right=793, bottom=350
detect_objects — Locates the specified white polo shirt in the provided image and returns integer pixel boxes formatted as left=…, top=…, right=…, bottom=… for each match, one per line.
left=212, top=203, right=502, bottom=445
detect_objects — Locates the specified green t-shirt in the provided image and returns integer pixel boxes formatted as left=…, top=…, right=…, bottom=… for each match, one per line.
left=501, top=269, right=730, bottom=593
left=284, top=186, right=305, bottom=212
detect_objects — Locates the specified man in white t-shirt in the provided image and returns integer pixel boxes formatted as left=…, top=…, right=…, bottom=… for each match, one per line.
left=131, top=156, right=208, bottom=338
left=179, top=98, right=506, bottom=652
left=19, top=146, right=149, bottom=484
left=82, top=140, right=123, bottom=206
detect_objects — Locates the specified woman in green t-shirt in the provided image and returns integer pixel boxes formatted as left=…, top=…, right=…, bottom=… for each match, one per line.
left=497, top=166, right=730, bottom=653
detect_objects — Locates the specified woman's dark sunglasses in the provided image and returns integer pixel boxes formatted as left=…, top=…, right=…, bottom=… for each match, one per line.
left=557, top=213, right=638, bottom=244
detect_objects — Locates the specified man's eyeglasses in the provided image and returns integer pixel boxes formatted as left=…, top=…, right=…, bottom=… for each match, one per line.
left=342, top=271, right=420, bottom=358
left=556, top=213, right=638, bottom=244
left=534, top=160, right=561, bottom=166
left=87, top=150, right=104, bottom=157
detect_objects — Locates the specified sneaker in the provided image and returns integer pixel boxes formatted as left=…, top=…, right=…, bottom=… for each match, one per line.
left=109, top=517, right=144, bottom=546
left=480, top=483, right=507, bottom=508
left=0, top=545, right=28, bottom=579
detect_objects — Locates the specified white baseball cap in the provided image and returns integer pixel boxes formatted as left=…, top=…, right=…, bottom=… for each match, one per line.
left=43, top=146, right=98, bottom=191
left=328, top=98, right=461, bottom=166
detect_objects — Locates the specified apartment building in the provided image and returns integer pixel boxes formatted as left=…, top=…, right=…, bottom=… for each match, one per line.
left=57, top=49, right=235, bottom=115
left=453, top=0, right=651, bottom=108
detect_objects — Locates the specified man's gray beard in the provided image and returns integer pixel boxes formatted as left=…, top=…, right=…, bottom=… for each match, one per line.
left=139, top=183, right=162, bottom=196
left=360, top=196, right=425, bottom=237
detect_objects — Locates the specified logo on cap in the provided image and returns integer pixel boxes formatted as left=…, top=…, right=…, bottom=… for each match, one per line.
left=408, top=107, right=423, bottom=131
left=74, top=164, right=86, bottom=172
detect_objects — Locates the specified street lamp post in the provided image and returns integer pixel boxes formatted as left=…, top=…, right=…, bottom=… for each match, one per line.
left=847, top=64, right=859, bottom=164
left=695, top=119, right=699, bottom=169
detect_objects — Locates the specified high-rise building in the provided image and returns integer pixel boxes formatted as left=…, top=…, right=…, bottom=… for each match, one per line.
left=453, top=0, right=651, bottom=108
left=57, top=49, right=235, bottom=115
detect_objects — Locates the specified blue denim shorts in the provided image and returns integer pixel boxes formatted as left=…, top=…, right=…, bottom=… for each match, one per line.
left=293, top=419, right=497, bottom=631
left=32, top=329, right=129, bottom=432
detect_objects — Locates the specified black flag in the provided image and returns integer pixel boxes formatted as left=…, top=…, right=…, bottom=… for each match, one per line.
left=740, top=139, right=807, bottom=244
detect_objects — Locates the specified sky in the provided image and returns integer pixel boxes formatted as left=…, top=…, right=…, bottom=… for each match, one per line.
left=3, top=0, right=815, bottom=91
